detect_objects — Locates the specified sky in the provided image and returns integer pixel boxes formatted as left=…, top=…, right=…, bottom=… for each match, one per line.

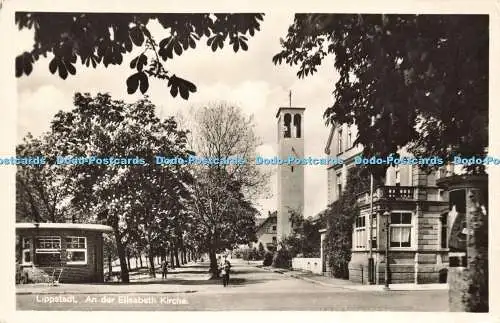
left=16, top=13, right=340, bottom=219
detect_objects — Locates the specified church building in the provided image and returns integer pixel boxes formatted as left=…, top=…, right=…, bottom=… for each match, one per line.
left=276, top=105, right=305, bottom=242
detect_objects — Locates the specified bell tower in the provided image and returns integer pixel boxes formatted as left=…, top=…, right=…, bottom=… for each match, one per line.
left=276, top=101, right=305, bottom=242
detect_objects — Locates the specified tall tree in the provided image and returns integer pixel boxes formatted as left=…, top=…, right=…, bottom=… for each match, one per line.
left=273, top=14, right=488, bottom=175
left=188, top=103, right=269, bottom=198
left=16, top=13, right=263, bottom=98
left=47, top=93, right=192, bottom=282
left=189, top=172, right=258, bottom=276
left=184, top=102, right=267, bottom=277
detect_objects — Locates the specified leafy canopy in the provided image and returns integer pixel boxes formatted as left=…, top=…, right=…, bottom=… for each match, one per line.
left=183, top=102, right=264, bottom=276
left=283, top=210, right=322, bottom=257
left=273, top=14, right=488, bottom=174
left=16, top=13, right=264, bottom=99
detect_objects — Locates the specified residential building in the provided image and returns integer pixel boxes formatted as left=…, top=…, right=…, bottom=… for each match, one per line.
left=324, top=123, right=451, bottom=284
left=253, top=211, right=278, bottom=251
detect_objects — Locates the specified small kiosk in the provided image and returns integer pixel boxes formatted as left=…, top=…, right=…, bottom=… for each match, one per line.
left=16, top=222, right=113, bottom=283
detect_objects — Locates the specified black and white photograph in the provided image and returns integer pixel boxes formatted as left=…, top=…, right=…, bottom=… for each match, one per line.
left=2, top=1, right=497, bottom=318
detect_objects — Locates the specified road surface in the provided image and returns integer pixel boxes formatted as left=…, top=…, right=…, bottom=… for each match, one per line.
left=16, top=260, right=448, bottom=311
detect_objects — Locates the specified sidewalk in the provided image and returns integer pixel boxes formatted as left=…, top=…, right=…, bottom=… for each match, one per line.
left=16, top=262, right=212, bottom=295
left=260, top=266, right=449, bottom=291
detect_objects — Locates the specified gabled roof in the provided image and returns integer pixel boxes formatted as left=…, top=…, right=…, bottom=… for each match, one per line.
left=255, top=218, right=267, bottom=227
left=256, top=211, right=277, bottom=231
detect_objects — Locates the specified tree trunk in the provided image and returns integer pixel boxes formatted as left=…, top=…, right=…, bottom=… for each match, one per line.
left=148, top=251, right=156, bottom=278
left=209, top=248, right=219, bottom=279
left=139, top=254, right=143, bottom=268
left=182, top=247, right=187, bottom=264
left=466, top=185, right=488, bottom=312
left=161, top=248, right=167, bottom=262
left=178, top=239, right=186, bottom=264
left=114, top=231, right=129, bottom=283
left=126, top=251, right=131, bottom=270
left=438, top=175, right=488, bottom=312
left=170, top=249, right=175, bottom=268
left=175, top=247, right=180, bottom=267
left=107, top=253, right=112, bottom=275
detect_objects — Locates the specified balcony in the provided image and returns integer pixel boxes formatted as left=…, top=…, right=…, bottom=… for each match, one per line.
left=379, top=186, right=415, bottom=199
left=356, top=185, right=440, bottom=205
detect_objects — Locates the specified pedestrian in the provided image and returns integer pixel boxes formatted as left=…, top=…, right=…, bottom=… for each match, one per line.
left=161, top=259, right=168, bottom=279
left=221, top=259, right=231, bottom=287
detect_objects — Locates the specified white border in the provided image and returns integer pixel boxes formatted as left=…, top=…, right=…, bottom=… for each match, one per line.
left=1, top=1, right=499, bottom=323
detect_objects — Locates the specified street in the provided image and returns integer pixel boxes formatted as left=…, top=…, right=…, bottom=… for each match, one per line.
left=16, top=260, right=448, bottom=311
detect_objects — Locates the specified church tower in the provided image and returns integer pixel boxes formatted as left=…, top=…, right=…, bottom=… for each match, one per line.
left=276, top=102, right=305, bottom=242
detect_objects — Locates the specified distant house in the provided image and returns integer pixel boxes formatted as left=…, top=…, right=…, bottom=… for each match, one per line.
left=253, top=211, right=277, bottom=251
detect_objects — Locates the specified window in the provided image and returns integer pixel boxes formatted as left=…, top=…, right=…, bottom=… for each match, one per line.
left=395, top=165, right=401, bottom=186
left=284, top=113, right=291, bottom=138
left=336, top=173, right=342, bottom=199
left=272, top=236, right=277, bottom=243
left=390, top=212, right=413, bottom=248
left=337, top=129, right=343, bottom=153
left=272, top=225, right=276, bottom=232
left=35, top=236, right=61, bottom=265
left=441, top=213, right=448, bottom=249
left=293, top=114, right=301, bottom=138
left=22, top=238, right=32, bottom=265
left=449, top=189, right=466, bottom=214
left=370, top=213, right=378, bottom=248
left=354, top=216, right=366, bottom=249
left=36, top=236, right=61, bottom=251
left=65, top=237, right=87, bottom=265
left=347, top=127, right=352, bottom=148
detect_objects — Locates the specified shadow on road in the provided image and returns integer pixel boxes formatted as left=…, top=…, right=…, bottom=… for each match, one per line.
left=75, top=277, right=267, bottom=287
left=231, top=268, right=266, bottom=275
left=94, top=262, right=273, bottom=287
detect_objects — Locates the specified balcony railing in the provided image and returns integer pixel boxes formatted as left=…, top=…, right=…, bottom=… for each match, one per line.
left=379, top=186, right=415, bottom=200
left=356, top=186, right=416, bottom=204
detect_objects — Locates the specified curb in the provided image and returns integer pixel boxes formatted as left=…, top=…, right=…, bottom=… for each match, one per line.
left=287, top=273, right=356, bottom=291
left=289, top=274, right=449, bottom=292
left=260, top=266, right=354, bottom=290
left=258, top=266, right=449, bottom=292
